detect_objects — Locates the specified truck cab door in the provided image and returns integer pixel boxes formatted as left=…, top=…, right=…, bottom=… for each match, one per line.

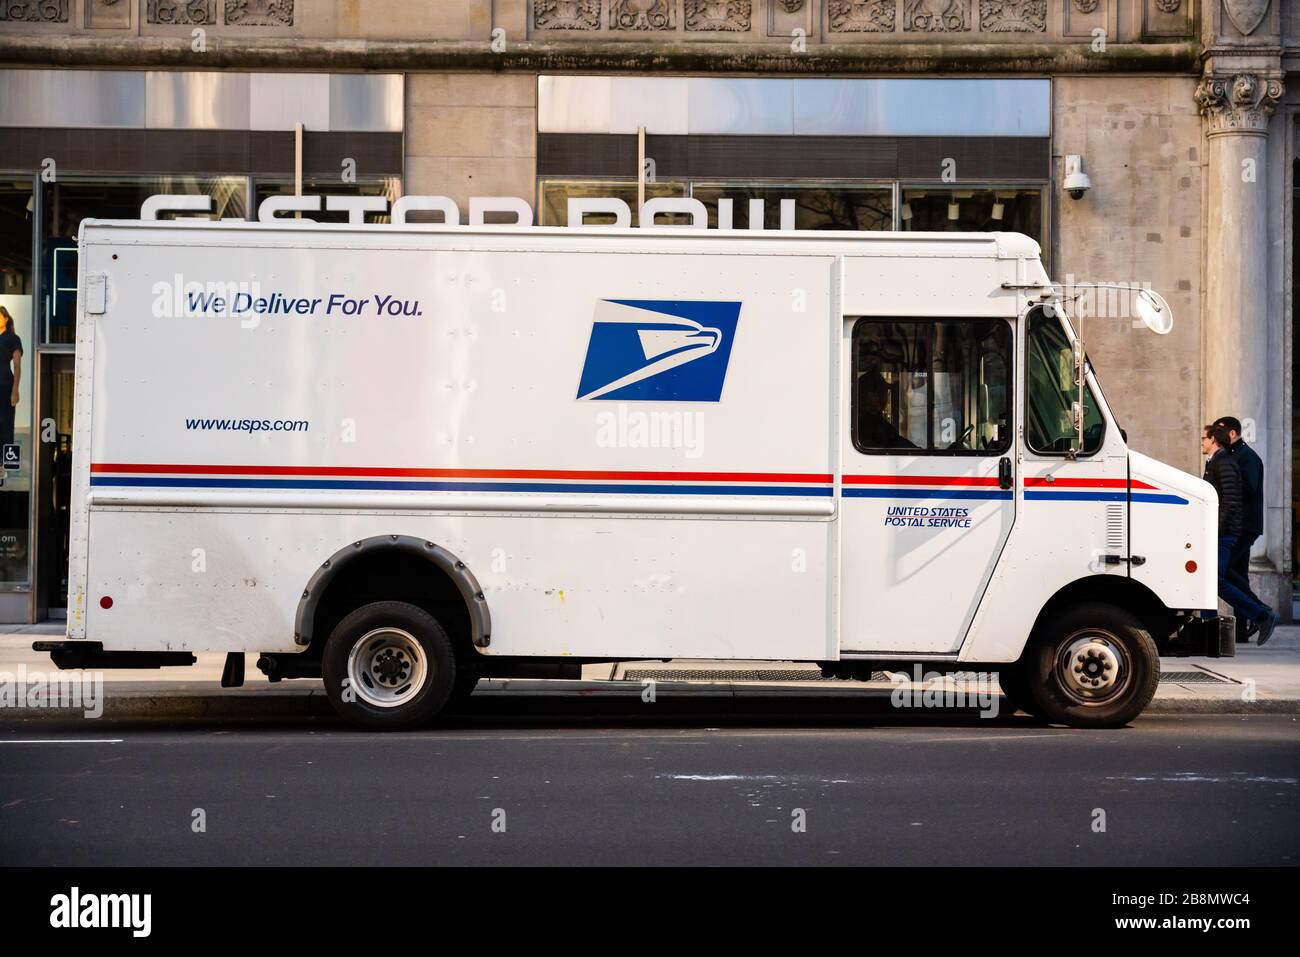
left=839, top=317, right=1017, bottom=654
left=1018, top=304, right=1131, bottom=572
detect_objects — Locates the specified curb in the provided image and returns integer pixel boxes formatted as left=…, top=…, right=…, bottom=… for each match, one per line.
left=1143, top=698, right=1300, bottom=715
left=0, top=690, right=335, bottom=720
left=1, top=684, right=1295, bottom=719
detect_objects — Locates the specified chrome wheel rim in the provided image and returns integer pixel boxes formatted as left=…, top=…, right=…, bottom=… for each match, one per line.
left=1055, top=630, right=1129, bottom=705
left=346, top=628, right=427, bottom=708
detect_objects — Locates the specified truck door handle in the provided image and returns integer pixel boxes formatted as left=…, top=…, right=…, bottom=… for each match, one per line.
left=998, top=457, right=1013, bottom=490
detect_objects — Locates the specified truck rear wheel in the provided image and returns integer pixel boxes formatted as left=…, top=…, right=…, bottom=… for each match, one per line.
left=1025, top=602, right=1159, bottom=729
left=322, top=601, right=456, bottom=731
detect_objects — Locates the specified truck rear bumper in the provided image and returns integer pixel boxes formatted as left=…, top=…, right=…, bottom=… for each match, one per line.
left=33, top=641, right=197, bottom=670
left=1162, top=614, right=1236, bottom=658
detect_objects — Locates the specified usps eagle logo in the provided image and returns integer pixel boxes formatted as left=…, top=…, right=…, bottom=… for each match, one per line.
left=576, top=299, right=741, bottom=402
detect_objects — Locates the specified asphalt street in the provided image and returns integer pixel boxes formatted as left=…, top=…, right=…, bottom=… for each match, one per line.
left=1, top=702, right=1297, bottom=866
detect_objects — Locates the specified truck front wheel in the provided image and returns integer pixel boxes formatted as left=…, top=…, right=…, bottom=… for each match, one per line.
left=322, top=601, right=456, bottom=731
left=1025, top=602, right=1159, bottom=729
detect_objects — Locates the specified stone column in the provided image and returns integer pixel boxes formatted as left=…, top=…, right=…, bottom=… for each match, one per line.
left=1195, top=72, right=1285, bottom=606
left=1197, top=74, right=1282, bottom=436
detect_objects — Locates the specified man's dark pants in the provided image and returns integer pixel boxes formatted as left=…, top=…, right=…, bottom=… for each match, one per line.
left=1226, top=533, right=1263, bottom=637
left=1217, top=536, right=1269, bottom=624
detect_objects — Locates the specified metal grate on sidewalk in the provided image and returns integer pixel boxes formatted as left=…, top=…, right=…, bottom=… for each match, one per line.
left=1157, top=670, right=1238, bottom=684
left=624, top=669, right=863, bottom=682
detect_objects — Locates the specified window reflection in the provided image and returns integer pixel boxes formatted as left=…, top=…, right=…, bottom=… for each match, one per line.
left=252, top=177, right=400, bottom=225
left=41, top=176, right=249, bottom=345
left=537, top=179, right=1043, bottom=247
left=900, top=188, right=1041, bottom=238
left=853, top=318, right=1011, bottom=455
left=1025, top=306, right=1105, bottom=456
left=693, top=185, right=891, bottom=231
left=539, top=179, right=688, bottom=226
left=0, top=180, right=33, bottom=586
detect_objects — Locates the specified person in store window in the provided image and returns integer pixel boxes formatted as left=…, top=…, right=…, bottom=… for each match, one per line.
left=0, top=305, right=22, bottom=449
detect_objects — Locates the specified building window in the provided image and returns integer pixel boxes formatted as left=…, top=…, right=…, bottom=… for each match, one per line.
left=252, top=177, right=400, bottom=225
left=40, top=176, right=248, bottom=346
left=852, top=318, right=1011, bottom=456
left=539, top=179, right=689, bottom=226
left=692, top=184, right=892, bottom=231
left=538, top=179, right=1040, bottom=244
left=541, top=179, right=894, bottom=231
left=901, top=187, right=1042, bottom=239
left=0, top=180, right=35, bottom=587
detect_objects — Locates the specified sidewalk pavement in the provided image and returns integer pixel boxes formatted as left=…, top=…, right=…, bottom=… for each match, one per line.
left=1, top=623, right=1297, bottom=720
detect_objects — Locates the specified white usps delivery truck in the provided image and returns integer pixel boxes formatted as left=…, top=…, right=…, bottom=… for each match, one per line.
left=41, top=218, right=1232, bottom=730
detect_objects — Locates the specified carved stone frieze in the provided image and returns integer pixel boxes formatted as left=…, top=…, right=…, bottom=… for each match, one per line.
left=903, top=0, right=970, bottom=32
left=979, top=0, right=1046, bottom=30
left=828, top=0, right=896, bottom=31
left=146, top=0, right=215, bottom=24
left=610, top=0, right=675, bottom=29
left=534, top=0, right=602, bottom=29
left=685, top=0, right=751, bottom=31
left=0, top=0, right=69, bottom=20
left=225, top=0, right=293, bottom=26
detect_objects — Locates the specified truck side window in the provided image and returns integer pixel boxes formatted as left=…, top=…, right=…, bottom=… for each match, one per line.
left=851, top=318, right=1011, bottom=456
left=1025, top=307, right=1105, bottom=456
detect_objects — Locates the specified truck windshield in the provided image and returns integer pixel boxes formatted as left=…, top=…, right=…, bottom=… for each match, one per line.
left=1026, top=306, right=1105, bottom=456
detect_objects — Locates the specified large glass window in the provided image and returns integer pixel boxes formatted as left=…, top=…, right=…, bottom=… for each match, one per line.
left=252, top=177, right=400, bottom=225
left=1025, top=306, right=1105, bottom=455
left=539, top=179, right=688, bottom=226
left=0, top=180, right=35, bottom=586
left=852, top=318, right=1011, bottom=455
left=692, top=184, right=892, bottom=231
left=538, top=178, right=1042, bottom=245
left=901, top=187, right=1041, bottom=238
left=41, top=176, right=248, bottom=345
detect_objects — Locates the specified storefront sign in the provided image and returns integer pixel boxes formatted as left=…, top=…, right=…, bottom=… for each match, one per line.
left=141, top=194, right=801, bottom=231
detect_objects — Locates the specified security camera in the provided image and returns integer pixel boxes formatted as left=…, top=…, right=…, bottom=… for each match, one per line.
left=1063, top=154, right=1091, bottom=201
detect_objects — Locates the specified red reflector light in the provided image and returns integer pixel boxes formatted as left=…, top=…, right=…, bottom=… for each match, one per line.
left=1185, top=561, right=1197, bottom=573
left=99, top=596, right=113, bottom=609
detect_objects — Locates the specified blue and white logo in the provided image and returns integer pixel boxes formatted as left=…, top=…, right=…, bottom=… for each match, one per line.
left=576, top=299, right=741, bottom=402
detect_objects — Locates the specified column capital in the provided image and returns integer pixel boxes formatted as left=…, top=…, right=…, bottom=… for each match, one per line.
left=1195, top=73, right=1284, bottom=136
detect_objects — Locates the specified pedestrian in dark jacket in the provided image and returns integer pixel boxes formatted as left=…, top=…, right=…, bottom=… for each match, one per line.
left=1202, top=424, right=1278, bottom=645
left=1212, top=416, right=1269, bottom=641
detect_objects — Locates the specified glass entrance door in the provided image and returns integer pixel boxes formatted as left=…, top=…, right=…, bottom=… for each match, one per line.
left=35, top=352, right=74, bottom=618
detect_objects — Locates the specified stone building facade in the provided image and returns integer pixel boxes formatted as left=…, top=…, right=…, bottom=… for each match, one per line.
left=0, top=0, right=1294, bottom=622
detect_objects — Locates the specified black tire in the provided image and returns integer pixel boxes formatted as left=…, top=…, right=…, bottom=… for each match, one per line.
left=1024, top=601, right=1159, bottom=729
left=997, top=663, right=1043, bottom=718
left=322, top=601, right=456, bottom=731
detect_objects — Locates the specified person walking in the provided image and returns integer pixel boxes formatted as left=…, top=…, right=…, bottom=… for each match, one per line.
left=1202, top=424, right=1278, bottom=645
left=1211, top=415, right=1268, bottom=642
